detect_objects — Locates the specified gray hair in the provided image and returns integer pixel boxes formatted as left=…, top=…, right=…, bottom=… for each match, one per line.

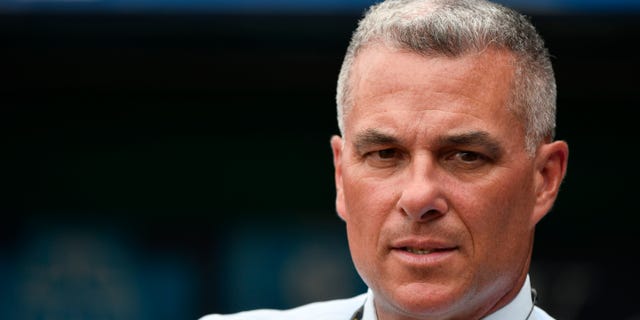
left=336, top=0, right=556, bottom=154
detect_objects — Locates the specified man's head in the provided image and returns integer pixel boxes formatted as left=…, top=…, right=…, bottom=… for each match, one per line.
left=330, top=0, right=568, bottom=319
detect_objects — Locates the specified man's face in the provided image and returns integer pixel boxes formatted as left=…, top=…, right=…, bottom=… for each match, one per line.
left=331, top=45, right=564, bottom=319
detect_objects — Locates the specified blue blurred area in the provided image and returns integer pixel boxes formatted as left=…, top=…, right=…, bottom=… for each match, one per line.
left=0, top=0, right=377, bottom=14
left=0, top=218, right=200, bottom=320
left=214, top=218, right=365, bottom=313
left=0, top=215, right=364, bottom=320
left=1, top=0, right=639, bottom=13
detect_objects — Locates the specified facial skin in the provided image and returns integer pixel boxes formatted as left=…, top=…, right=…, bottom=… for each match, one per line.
left=331, top=45, right=568, bottom=320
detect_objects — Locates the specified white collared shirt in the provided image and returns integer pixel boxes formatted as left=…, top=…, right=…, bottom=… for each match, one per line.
left=200, top=275, right=554, bottom=320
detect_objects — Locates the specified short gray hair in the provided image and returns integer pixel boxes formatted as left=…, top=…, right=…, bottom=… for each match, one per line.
left=336, top=0, right=556, bottom=154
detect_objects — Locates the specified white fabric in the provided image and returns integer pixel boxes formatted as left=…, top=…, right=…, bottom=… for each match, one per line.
left=482, top=275, right=555, bottom=320
left=198, top=294, right=367, bottom=320
left=199, top=275, right=554, bottom=320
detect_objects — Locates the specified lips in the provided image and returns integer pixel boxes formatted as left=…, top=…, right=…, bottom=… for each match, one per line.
left=390, top=239, right=459, bottom=266
left=391, top=239, right=458, bottom=255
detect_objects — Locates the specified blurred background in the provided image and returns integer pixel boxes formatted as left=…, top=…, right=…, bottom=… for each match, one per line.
left=2, top=0, right=639, bottom=319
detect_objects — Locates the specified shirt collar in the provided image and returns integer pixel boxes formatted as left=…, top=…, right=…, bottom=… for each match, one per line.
left=483, top=275, right=534, bottom=320
left=362, top=275, right=534, bottom=320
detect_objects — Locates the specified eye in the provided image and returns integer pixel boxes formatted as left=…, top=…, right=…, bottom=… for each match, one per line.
left=457, top=151, right=482, bottom=162
left=444, top=150, right=491, bottom=170
left=363, top=148, right=402, bottom=168
left=377, top=149, right=397, bottom=159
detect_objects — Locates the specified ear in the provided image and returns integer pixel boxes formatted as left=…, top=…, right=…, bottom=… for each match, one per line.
left=330, top=135, right=348, bottom=221
left=531, top=140, right=569, bottom=225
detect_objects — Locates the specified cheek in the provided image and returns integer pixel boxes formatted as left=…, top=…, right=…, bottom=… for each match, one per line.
left=495, top=171, right=537, bottom=228
left=468, top=166, right=535, bottom=221
left=342, top=172, right=398, bottom=221
left=341, top=177, right=389, bottom=283
left=458, top=173, right=536, bottom=264
left=473, top=188, right=531, bottom=234
left=341, top=174, right=398, bottom=252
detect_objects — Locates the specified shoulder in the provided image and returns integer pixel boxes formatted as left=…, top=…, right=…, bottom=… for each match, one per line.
left=199, top=293, right=367, bottom=320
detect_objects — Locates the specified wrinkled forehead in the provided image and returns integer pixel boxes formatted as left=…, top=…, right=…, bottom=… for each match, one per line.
left=345, top=44, right=518, bottom=128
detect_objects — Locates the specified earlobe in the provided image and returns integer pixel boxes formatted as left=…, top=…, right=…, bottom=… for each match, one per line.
left=330, top=135, right=348, bottom=221
left=532, top=140, right=569, bottom=225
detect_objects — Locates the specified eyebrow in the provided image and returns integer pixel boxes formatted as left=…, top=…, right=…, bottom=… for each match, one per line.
left=353, top=128, right=399, bottom=153
left=352, top=128, right=504, bottom=158
left=438, top=131, right=504, bottom=158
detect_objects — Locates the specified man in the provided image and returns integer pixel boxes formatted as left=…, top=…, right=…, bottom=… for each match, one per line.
left=200, top=0, right=568, bottom=319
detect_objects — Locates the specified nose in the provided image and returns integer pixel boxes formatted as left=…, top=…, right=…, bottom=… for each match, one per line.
left=397, top=159, right=448, bottom=222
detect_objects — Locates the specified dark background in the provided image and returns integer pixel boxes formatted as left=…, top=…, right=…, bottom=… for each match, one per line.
left=2, top=2, right=640, bottom=320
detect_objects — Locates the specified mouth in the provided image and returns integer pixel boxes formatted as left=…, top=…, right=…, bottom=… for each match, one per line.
left=390, top=238, right=459, bottom=266
left=402, top=247, right=435, bottom=255
left=400, top=246, right=456, bottom=255
left=391, top=244, right=459, bottom=266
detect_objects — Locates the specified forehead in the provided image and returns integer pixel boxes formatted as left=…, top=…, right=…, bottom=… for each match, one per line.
left=344, top=45, right=519, bottom=138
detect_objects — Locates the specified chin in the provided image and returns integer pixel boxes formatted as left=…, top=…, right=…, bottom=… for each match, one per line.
left=378, top=282, right=471, bottom=319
